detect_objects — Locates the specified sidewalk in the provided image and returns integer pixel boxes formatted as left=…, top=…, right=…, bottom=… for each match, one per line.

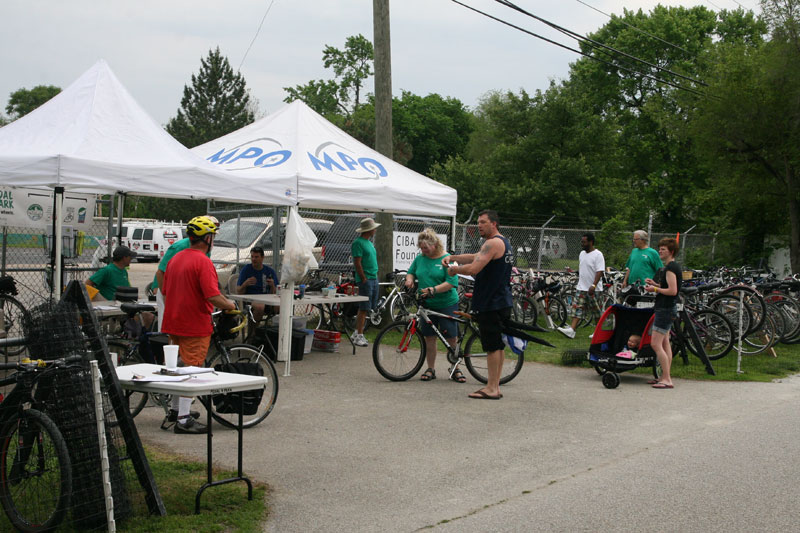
left=130, top=344, right=800, bottom=532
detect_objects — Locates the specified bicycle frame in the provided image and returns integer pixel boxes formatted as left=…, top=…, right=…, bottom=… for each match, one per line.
left=406, top=305, right=480, bottom=378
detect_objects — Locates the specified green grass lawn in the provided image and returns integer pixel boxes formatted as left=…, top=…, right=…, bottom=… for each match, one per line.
left=0, top=445, right=268, bottom=532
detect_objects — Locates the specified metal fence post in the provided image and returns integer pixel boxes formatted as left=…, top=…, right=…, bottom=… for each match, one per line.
left=536, top=215, right=555, bottom=271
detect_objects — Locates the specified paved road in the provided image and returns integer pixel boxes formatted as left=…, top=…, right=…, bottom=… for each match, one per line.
left=128, top=341, right=800, bottom=532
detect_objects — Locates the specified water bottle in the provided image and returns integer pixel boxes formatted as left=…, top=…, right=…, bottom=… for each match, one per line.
left=298, top=284, right=306, bottom=299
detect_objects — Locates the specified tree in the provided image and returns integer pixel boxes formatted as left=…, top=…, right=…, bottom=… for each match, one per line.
left=284, top=34, right=374, bottom=118
left=5, top=85, right=61, bottom=120
left=691, top=0, right=800, bottom=271
left=166, top=47, right=255, bottom=148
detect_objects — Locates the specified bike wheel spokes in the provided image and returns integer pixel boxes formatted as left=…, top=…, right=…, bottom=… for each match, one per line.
left=206, top=344, right=279, bottom=429
left=688, top=310, right=734, bottom=360
left=0, top=410, right=71, bottom=532
left=463, top=332, right=524, bottom=385
left=372, top=321, right=425, bottom=381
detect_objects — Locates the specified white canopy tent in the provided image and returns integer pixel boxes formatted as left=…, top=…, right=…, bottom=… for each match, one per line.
left=192, top=100, right=457, bottom=217
left=0, top=59, right=294, bottom=293
left=193, top=101, right=458, bottom=373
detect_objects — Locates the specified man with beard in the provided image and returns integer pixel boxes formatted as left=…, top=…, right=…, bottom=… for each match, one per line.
left=557, top=233, right=605, bottom=339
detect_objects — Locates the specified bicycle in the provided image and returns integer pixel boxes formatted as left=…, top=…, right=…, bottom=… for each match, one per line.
left=0, top=355, right=83, bottom=532
left=113, top=305, right=278, bottom=429
left=372, top=294, right=552, bottom=384
left=0, top=276, right=30, bottom=359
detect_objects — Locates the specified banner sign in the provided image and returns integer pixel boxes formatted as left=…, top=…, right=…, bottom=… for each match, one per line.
left=393, top=231, right=449, bottom=271
left=0, top=187, right=95, bottom=229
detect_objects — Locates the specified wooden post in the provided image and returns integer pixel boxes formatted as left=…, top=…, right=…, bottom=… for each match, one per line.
left=373, top=0, right=393, bottom=284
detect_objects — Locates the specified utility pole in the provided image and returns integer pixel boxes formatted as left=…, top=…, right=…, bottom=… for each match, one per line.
left=373, top=0, right=394, bottom=281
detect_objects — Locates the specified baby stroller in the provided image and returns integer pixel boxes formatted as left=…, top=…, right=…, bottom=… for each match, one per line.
left=587, top=304, right=659, bottom=389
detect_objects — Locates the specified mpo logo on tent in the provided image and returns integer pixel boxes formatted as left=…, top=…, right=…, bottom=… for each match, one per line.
left=206, top=137, right=291, bottom=170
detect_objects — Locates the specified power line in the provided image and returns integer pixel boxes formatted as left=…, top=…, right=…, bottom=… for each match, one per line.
left=573, top=0, right=694, bottom=56
left=450, top=0, right=707, bottom=98
left=494, top=0, right=707, bottom=88
left=239, top=0, right=276, bottom=72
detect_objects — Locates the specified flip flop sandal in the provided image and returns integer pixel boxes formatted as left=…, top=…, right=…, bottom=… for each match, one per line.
left=420, top=368, right=436, bottom=381
left=450, top=367, right=466, bottom=383
left=468, top=389, right=502, bottom=400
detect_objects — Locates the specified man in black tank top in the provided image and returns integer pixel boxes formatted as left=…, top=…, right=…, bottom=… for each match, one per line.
left=443, top=209, right=513, bottom=400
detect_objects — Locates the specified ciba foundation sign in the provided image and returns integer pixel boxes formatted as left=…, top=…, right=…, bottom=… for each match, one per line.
left=205, top=138, right=388, bottom=180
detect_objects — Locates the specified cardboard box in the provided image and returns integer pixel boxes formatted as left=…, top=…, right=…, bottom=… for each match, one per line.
left=313, top=330, right=341, bottom=342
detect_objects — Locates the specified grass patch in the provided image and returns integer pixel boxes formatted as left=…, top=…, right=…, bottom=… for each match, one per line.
left=0, top=445, right=268, bottom=532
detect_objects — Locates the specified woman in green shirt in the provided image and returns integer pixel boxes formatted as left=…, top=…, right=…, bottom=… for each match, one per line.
left=404, top=229, right=463, bottom=383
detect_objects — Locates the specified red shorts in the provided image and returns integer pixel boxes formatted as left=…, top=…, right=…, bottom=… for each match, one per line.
left=168, top=335, right=211, bottom=367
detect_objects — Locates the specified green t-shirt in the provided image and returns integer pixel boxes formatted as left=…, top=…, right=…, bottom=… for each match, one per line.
left=151, top=237, right=191, bottom=289
left=352, top=237, right=378, bottom=283
left=408, top=253, right=459, bottom=309
left=89, top=263, right=130, bottom=300
left=625, top=247, right=662, bottom=286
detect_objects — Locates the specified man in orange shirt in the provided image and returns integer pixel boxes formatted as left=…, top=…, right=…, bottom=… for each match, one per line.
left=162, top=216, right=236, bottom=434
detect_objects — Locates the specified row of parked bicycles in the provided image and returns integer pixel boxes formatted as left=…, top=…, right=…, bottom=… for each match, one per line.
left=501, top=266, right=800, bottom=360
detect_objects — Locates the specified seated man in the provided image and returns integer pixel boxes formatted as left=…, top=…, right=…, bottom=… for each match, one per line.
left=87, top=245, right=136, bottom=301
left=87, top=245, right=153, bottom=330
left=236, top=246, right=279, bottom=326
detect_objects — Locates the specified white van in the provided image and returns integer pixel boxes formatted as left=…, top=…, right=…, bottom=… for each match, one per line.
left=212, top=216, right=332, bottom=290
left=129, top=223, right=184, bottom=262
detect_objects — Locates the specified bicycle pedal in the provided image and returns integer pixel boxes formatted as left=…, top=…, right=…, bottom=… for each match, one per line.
left=160, top=417, right=176, bottom=431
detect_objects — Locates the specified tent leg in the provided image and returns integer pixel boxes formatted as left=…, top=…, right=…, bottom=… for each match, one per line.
left=54, top=186, right=64, bottom=300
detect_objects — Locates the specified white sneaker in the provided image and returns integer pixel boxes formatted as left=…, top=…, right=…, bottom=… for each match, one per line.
left=353, top=334, right=368, bottom=347
left=557, top=326, right=576, bottom=339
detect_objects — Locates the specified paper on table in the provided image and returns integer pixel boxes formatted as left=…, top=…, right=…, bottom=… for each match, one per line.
left=159, top=366, right=216, bottom=376
left=129, top=374, right=193, bottom=383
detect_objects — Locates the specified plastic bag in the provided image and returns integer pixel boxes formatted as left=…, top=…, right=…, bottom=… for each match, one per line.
left=281, top=209, right=318, bottom=282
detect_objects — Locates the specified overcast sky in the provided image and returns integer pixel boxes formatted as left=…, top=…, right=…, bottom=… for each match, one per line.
left=1, top=0, right=758, bottom=125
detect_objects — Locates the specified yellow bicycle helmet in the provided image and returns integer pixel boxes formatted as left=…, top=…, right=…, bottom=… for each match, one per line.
left=187, top=215, right=218, bottom=237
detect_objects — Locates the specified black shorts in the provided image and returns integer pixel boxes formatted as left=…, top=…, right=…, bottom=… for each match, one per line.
left=475, top=307, right=511, bottom=352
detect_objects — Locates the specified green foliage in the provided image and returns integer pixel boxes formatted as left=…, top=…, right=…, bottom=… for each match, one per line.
left=4, top=85, right=61, bottom=120
left=166, top=47, right=255, bottom=149
left=598, top=217, right=631, bottom=268
left=284, top=34, right=373, bottom=118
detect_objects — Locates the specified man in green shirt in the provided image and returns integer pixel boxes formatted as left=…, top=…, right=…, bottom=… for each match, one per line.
left=87, top=246, right=136, bottom=300
left=622, top=230, right=662, bottom=288
left=351, top=218, right=381, bottom=347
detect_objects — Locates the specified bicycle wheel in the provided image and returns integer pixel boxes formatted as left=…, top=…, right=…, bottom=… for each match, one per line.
left=463, top=331, right=524, bottom=385
left=536, top=295, right=567, bottom=330
left=0, top=409, right=72, bottom=532
left=206, top=344, right=279, bottom=429
left=108, top=340, right=149, bottom=419
left=372, top=320, right=426, bottom=381
left=294, top=303, right=323, bottom=330
left=683, top=309, right=734, bottom=361
left=740, top=314, right=777, bottom=355
left=512, top=296, right=537, bottom=327
left=0, top=295, right=30, bottom=357
left=710, top=294, right=752, bottom=339
left=389, top=292, right=417, bottom=321
left=719, top=286, right=766, bottom=334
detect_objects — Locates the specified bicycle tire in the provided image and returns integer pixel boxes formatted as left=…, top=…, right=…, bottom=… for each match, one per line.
left=205, top=344, right=279, bottom=429
left=0, top=295, right=30, bottom=358
left=709, top=294, right=752, bottom=340
left=389, top=292, right=417, bottom=322
left=719, top=285, right=766, bottom=334
left=537, top=295, right=567, bottom=330
left=512, top=296, right=538, bottom=327
left=683, top=309, right=734, bottom=361
left=740, top=314, right=777, bottom=355
left=372, top=320, right=426, bottom=381
left=765, top=295, right=800, bottom=343
left=463, top=331, right=524, bottom=385
left=108, top=340, right=149, bottom=419
left=0, top=409, right=72, bottom=532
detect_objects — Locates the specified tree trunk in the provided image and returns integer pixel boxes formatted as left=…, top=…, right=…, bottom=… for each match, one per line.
left=787, top=165, right=800, bottom=274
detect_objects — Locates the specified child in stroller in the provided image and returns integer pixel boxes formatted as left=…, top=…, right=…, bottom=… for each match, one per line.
left=587, top=305, right=659, bottom=389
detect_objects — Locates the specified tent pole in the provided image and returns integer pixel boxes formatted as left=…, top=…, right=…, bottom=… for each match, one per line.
left=54, top=186, right=64, bottom=299
left=277, top=206, right=297, bottom=376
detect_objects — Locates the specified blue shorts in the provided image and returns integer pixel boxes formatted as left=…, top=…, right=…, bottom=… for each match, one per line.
left=652, top=305, right=678, bottom=335
left=417, top=304, right=458, bottom=338
left=358, top=279, right=380, bottom=311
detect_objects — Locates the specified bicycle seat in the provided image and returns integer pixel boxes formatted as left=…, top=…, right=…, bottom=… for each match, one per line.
left=680, top=286, right=699, bottom=296
left=120, top=302, right=156, bottom=316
